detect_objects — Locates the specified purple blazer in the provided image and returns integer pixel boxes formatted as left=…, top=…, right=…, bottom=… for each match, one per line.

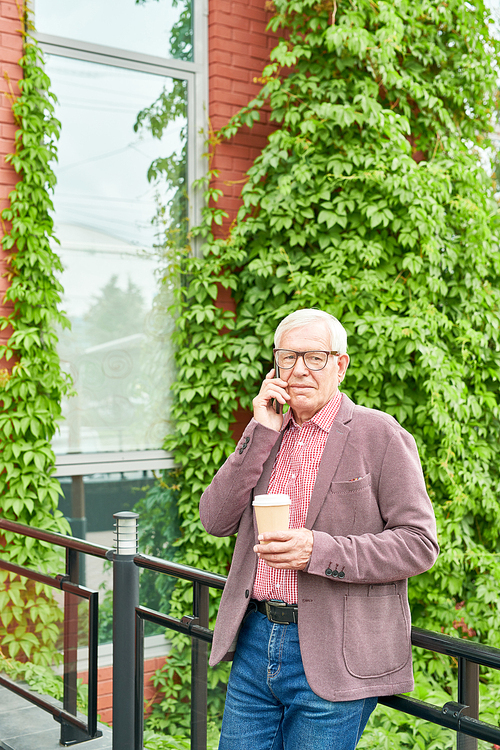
left=200, top=394, right=439, bottom=702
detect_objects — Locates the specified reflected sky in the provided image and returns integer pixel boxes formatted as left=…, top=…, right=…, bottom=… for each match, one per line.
left=45, top=55, right=184, bottom=453
left=35, top=0, right=190, bottom=60
left=46, top=55, right=186, bottom=254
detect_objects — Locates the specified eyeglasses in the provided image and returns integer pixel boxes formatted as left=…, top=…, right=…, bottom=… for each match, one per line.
left=273, top=349, right=339, bottom=371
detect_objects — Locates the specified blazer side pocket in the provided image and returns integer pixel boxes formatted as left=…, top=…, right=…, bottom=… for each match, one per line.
left=342, top=594, right=410, bottom=678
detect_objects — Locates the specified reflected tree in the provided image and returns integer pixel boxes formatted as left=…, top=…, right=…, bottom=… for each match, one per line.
left=84, top=275, right=146, bottom=346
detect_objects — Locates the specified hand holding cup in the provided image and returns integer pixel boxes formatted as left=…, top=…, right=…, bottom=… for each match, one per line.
left=252, top=494, right=291, bottom=544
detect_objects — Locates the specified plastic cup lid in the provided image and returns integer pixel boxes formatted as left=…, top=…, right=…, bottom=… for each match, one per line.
left=252, top=494, right=291, bottom=506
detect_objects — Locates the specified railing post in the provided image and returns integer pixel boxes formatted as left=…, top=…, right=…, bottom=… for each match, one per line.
left=112, top=511, right=139, bottom=750
left=87, top=590, right=101, bottom=738
left=60, top=546, right=81, bottom=745
left=191, top=581, right=209, bottom=750
left=70, top=475, right=87, bottom=585
left=457, top=657, right=479, bottom=750
left=135, top=611, right=145, bottom=750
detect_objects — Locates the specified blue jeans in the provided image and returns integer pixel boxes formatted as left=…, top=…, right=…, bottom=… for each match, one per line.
left=218, top=610, right=377, bottom=750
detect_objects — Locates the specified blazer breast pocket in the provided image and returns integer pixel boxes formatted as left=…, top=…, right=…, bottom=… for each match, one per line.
left=316, top=473, right=382, bottom=536
left=330, top=473, right=372, bottom=494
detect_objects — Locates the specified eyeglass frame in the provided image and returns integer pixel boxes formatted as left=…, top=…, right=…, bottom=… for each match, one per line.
left=273, top=349, right=340, bottom=371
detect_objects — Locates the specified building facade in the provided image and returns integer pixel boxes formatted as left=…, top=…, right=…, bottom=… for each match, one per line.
left=0, top=0, right=280, bottom=723
left=0, top=0, right=276, bottom=534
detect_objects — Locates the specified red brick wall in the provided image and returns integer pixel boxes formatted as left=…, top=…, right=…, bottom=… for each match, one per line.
left=79, top=656, right=166, bottom=726
left=209, top=0, right=277, bottom=238
left=209, top=0, right=278, bottom=439
left=0, top=1, right=22, bottom=371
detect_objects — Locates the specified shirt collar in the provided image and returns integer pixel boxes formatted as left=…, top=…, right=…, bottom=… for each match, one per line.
left=281, top=391, right=343, bottom=434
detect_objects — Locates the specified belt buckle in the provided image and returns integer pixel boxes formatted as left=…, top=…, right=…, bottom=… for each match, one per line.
left=265, top=600, right=286, bottom=624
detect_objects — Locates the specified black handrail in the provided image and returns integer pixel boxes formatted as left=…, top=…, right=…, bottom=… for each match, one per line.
left=136, top=604, right=214, bottom=643
left=379, top=694, right=500, bottom=744
left=3, top=516, right=500, bottom=750
left=0, top=517, right=104, bottom=745
left=411, top=625, right=500, bottom=669
left=0, top=517, right=108, bottom=558
left=133, top=551, right=500, bottom=750
left=0, top=672, right=96, bottom=730
left=135, top=552, right=227, bottom=589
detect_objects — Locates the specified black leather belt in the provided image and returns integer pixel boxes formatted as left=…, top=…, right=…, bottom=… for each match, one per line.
left=251, top=599, right=298, bottom=624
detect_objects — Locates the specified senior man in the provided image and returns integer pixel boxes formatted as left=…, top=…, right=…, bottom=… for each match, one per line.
left=200, top=309, right=438, bottom=750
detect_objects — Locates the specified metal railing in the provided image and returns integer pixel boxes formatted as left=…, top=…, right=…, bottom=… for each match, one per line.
left=0, top=517, right=106, bottom=745
left=2, top=514, right=500, bottom=750
left=380, top=627, right=500, bottom=748
left=131, top=573, right=500, bottom=750
left=133, top=555, right=225, bottom=750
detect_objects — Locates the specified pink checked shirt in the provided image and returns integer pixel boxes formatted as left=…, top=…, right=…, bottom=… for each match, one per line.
left=252, top=391, right=343, bottom=604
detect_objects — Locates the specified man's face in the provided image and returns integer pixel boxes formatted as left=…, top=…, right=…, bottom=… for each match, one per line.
left=278, top=322, right=349, bottom=425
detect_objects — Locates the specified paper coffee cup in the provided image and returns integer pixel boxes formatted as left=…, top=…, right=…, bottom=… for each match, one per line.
left=252, top=494, right=291, bottom=543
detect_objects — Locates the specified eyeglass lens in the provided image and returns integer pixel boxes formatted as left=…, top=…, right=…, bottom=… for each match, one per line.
left=275, top=350, right=328, bottom=370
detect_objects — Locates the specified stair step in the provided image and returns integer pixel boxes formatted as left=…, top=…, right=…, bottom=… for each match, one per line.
left=0, top=686, right=112, bottom=750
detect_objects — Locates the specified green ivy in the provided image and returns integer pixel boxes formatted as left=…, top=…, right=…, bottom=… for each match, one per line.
left=0, top=10, right=71, bottom=665
left=148, top=0, right=500, bottom=743
left=143, top=722, right=220, bottom=750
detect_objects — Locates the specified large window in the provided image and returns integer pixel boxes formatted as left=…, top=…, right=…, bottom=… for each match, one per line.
left=48, top=57, right=184, bottom=454
left=35, top=0, right=207, bottom=540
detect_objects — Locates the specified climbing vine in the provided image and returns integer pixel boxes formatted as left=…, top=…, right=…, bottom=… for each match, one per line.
left=145, top=0, right=500, bottom=744
left=0, top=7, right=71, bottom=665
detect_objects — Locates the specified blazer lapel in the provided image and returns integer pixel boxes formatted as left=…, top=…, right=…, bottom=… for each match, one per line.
left=253, top=431, right=284, bottom=495
left=305, top=394, right=354, bottom=529
left=252, top=422, right=287, bottom=533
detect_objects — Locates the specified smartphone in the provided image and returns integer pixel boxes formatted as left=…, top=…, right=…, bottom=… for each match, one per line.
left=273, top=363, right=281, bottom=414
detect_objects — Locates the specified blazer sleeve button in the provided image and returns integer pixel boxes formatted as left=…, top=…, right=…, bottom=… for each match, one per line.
left=338, top=571, right=345, bottom=578
left=332, top=570, right=339, bottom=577
left=325, top=569, right=332, bottom=576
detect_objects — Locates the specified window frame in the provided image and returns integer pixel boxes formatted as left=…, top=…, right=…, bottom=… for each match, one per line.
left=34, top=0, right=208, bottom=475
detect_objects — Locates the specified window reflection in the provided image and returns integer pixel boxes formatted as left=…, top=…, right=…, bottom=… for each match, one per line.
left=35, top=0, right=193, bottom=62
left=46, top=56, right=186, bottom=454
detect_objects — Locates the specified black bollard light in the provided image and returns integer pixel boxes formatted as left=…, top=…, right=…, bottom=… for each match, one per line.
left=112, top=511, right=139, bottom=750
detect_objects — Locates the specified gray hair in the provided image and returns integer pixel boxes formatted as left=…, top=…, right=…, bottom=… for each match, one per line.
left=274, top=309, right=348, bottom=354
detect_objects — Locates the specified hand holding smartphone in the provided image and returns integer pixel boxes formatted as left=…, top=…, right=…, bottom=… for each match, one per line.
left=252, top=363, right=286, bottom=430
left=273, top=363, right=282, bottom=414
